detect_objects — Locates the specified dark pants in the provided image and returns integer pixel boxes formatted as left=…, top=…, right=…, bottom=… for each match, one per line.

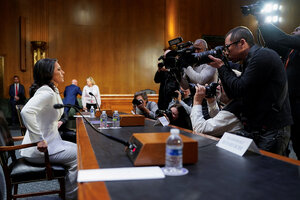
left=253, top=126, right=291, bottom=156
left=9, top=100, right=18, bottom=124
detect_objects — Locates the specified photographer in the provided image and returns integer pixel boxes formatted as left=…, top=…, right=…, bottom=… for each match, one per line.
left=132, top=91, right=158, bottom=120
left=154, top=50, right=180, bottom=110
left=191, top=72, right=243, bottom=137
left=168, top=103, right=192, bottom=130
left=168, top=87, right=193, bottom=115
left=180, top=39, right=218, bottom=89
left=259, top=22, right=300, bottom=159
left=208, top=26, right=293, bottom=155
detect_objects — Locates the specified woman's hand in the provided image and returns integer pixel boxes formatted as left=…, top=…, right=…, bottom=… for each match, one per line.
left=37, top=140, right=48, bottom=152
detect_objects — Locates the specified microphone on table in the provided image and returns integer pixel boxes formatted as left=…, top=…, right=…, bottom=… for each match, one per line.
left=89, top=92, right=101, bottom=111
left=53, top=104, right=136, bottom=151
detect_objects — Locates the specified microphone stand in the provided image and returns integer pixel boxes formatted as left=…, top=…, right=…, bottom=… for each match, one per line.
left=55, top=104, right=135, bottom=150
left=89, top=92, right=101, bottom=112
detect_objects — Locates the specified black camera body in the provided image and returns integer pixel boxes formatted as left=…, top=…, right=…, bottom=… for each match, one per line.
left=155, top=109, right=173, bottom=121
left=132, top=99, right=143, bottom=106
left=189, top=82, right=219, bottom=98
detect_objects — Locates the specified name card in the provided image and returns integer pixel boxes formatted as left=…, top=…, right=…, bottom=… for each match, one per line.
left=153, top=116, right=169, bottom=127
left=216, top=132, right=260, bottom=156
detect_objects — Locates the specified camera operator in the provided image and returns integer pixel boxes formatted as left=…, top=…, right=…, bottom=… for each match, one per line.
left=191, top=70, right=243, bottom=137
left=259, top=22, right=300, bottom=159
left=154, top=50, right=180, bottom=110
left=132, top=91, right=158, bottom=120
left=180, top=39, right=218, bottom=89
left=168, top=87, right=193, bottom=115
left=208, top=26, right=293, bottom=155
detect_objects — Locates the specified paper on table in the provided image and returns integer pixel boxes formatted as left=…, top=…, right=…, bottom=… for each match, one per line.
left=77, top=166, right=165, bottom=182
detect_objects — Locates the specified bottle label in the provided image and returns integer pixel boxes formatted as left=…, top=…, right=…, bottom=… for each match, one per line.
left=113, top=118, right=117, bottom=121
left=166, top=148, right=182, bottom=156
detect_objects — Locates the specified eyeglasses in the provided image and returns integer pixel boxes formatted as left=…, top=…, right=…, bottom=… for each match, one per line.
left=225, top=40, right=240, bottom=51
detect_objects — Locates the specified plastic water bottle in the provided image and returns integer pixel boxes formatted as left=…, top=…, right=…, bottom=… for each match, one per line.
left=162, top=128, right=188, bottom=176
left=100, top=110, right=108, bottom=128
left=90, top=106, right=95, bottom=118
left=112, top=110, right=120, bottom=128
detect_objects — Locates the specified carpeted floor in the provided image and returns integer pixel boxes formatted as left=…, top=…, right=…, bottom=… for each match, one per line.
left=0, top=126, right=62, bottom=200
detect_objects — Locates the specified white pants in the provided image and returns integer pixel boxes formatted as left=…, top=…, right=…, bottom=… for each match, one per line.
left=24, top=141, right=78, bottom=200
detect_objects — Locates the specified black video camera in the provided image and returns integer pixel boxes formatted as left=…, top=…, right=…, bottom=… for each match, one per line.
left=157, top=37, right=193, bottom=70
left=189, top=82, right=219, bottom=98
left=155, top=109, right=173, bottom=121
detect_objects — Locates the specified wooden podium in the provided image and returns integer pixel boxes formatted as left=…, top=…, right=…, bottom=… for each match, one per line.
left=126, top=132, right=198, bottom=166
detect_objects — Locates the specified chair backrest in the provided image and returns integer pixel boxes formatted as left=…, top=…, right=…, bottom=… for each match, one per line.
left=15, top=104, right=26, bottom=136
left=140, top=89, right=156, bottom=94
left=0, top=111, right=16, bottom=168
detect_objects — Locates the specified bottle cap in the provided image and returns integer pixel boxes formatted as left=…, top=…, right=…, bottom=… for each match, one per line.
left=170, top=128, right=180, bottom=135
left=114, top=110, right=118, bottom=113
left=91, top=106, right=94, bottom=109
left=102, top=111, right=106, bottom=114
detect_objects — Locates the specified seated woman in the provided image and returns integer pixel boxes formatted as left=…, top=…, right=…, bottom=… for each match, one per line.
left=20, top=58, right=77, bottom=200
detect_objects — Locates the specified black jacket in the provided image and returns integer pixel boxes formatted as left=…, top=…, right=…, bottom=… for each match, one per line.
left=218, top=45, right=293, bottom=131
left=259, top=23, right=300, bottom=98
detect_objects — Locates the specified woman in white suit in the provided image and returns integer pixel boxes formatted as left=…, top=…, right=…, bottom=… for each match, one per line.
left=82, top=76, right=101, bottom=111
left=20, top=58, right=77, bottom=200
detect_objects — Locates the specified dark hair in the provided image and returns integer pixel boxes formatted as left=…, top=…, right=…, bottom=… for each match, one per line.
left=29, top=58, right=57, bottom=97
left=225, top=26, right=255, bottom=47
left=170, top=103, right=192, bottom=130
left=134, top=91, right=148, bottom=102
left=13, top=75, right=19, bottom=79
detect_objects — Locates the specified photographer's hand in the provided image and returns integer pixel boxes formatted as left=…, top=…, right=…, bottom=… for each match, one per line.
left=208, top=55, right=224, bottom=68
left=175, top=90, right=182, bottom=102
left=158, top=66, right=169, bottom=72
left=193, top=84, right=206, bottom=105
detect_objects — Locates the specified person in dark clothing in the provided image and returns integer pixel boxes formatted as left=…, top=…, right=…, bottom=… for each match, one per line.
left=9, top=75, right=26, bottom=124
left=154, top=50, right=180, bottom=110
left=208, top=26, right=293, bottom=155
left=63, top=79, right=82, bottom=116
left=259, top=23, right=300, bottom=159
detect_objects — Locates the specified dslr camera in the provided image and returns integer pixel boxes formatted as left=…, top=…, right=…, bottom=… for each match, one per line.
left=189, top=82, right=219, bottom=98
left=192, top=46, right=224, bottom=66
left=155, top=109, right=173, bottom=121
left=132, top=98, right=143, bottom=106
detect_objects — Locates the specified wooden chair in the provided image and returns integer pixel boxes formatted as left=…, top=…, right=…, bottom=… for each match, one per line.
left=0, top=112, right=66, bottom=200
left=15, top=105, right=26, bottom=136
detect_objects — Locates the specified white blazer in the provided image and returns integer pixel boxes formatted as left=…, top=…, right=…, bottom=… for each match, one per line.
left=20, top=85, right=65, bottom=157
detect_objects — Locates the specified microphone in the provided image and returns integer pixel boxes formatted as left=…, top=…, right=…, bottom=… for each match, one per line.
left=53, top=104, right=135, bottom=150
left=89, top=92, right=100, bottom=111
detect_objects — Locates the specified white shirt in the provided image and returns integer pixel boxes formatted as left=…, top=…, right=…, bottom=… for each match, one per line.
left=82, top=85, right=101, bottom=108
left=190, top=101, right=243, bottom=137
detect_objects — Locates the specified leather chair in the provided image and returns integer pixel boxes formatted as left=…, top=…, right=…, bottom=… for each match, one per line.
left=15, top=105, right=26, bottom=136
left=0, top=112, right=66, bottom=200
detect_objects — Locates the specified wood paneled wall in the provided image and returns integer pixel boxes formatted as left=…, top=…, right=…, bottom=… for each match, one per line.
left=1, top=0, right=299, bottom=99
